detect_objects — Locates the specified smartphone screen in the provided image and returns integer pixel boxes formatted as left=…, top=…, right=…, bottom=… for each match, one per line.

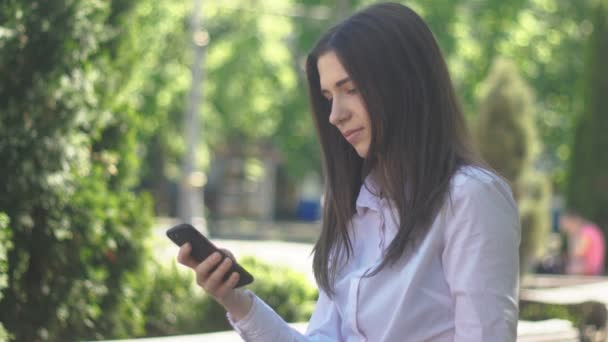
left=166, top=223, right=254, bottom=288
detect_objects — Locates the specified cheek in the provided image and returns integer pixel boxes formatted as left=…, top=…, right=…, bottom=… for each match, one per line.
left=351, top=98, right=371, bottom=124
left=349, top=98, right=370, bottom=121
left=361, top=111, right=372, bottom=134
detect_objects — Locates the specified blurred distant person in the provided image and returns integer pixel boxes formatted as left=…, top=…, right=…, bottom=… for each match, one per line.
left=560, top=210, right=605, bottom=276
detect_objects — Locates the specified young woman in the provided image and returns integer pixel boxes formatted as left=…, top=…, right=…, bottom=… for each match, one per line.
left=177, top=2, right=520, bottom=341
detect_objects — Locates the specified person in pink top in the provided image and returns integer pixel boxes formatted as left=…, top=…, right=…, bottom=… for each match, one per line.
left=176, top=3, right=521, bottom=341
left=561, top=210, right=606, bottom=276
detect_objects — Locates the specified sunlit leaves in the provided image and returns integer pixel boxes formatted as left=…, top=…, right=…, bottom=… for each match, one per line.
left=0, top=0, right=155, bottom=340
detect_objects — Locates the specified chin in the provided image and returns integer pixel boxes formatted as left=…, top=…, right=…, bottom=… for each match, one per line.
left=355, top=148, right=368, bottom=158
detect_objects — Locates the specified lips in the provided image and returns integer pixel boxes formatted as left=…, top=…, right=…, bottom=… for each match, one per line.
left=342, top=127, right=364, bottom=143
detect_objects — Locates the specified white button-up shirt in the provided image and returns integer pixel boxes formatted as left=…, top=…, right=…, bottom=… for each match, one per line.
left=228, top=166, right=520, bottom=341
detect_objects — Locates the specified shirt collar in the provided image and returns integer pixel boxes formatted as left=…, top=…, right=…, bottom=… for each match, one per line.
left=355, top=174, right=382, bottom=215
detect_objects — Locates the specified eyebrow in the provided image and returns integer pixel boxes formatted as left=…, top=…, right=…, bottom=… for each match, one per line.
left=321, top=77, right=352, bottom=94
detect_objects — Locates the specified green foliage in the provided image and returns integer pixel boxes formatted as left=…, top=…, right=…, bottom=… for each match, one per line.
left=400, top=0, right=591, bottom=188
left=135, top=257, right=317, bottom=337
left=82, top=0, right=599, bottom=216
left=133, top=0, right=596, bottom=213
left=0, top=0, right=154, bottom=340
left=240, top=256, right=318, bottom=322
left=128, top=2, right=192, bottom=215
left=134, top=2, right=329, bottom=215
left=489, top=0, right=590, bottom=188
left=0, top=214, right=12, bottom=342
left=518, top=171, right=552, bottom=272
left=203, top=2, right=321, bottom=174
left=475, top=58, right=538, bottom=181
left=519, top=301, right=582, bottom=327
left=520, top=300, right=608, bottom=334
left=566, top=0, right=608, bottom=268
left=136, top=262, right=206, bottom=337
left=475, top=58, right=551, bottom=273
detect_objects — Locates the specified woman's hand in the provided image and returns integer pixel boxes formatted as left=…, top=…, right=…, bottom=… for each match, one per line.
left=177, top=243, right=253, bottom=321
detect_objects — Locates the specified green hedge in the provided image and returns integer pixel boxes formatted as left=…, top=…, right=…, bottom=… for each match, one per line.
left=520, top=302, right=582, bottom=327
left=137, top=256, right=318, bottom=337
left=520, top=300, right=608, bottom=339
left=0, top=1, right=155, bottom=340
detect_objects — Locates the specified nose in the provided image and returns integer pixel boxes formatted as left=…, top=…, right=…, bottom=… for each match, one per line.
left=328, top=98, right=349, bottom=126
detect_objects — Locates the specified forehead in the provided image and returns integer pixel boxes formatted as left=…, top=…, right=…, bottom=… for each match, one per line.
left=317, top=51, right=349, bottom=89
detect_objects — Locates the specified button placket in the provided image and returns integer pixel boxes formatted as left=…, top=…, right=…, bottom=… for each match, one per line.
left=378, top=209, right=387, bottom=253
left=353, top=272, right=368, bottom=341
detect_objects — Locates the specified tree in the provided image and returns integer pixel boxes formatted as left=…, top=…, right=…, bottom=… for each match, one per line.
left=409, top=0, right=591, bottom=189
left=119, top=2, right=192, bottom=216
left=133, top=1, right=358, bottom=217
left=0, top=1, right=153, bottom=340
left=566, top=0, right=608, bottom=271
left=475, top=58, right=551, bottom=273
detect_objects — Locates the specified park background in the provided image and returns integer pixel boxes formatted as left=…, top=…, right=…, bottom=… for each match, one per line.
left=1, top=0, right=607, bottom=340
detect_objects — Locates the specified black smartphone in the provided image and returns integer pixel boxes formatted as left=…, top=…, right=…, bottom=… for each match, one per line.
left=166, top=223, right=254, bottom=288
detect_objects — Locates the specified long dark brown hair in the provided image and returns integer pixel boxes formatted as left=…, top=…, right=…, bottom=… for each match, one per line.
left=306, top=2, right=480, bottom=296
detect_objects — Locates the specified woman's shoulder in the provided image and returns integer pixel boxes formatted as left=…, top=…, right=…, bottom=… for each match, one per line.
left=449, top=165, right=515, bottom=208
left=441, top=166, right=520, bottom=239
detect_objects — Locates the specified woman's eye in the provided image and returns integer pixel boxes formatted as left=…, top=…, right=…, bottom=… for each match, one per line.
left=347, top=88, right=358, bottom=94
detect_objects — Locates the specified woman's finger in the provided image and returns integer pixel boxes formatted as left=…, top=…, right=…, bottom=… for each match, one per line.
left=194, top=252, right=224, bottom=286
left=177, top=243, right=198, bottom=269
left=204, top=257, right=233, bottom=292
left=215, top=272, right=240, bottom=299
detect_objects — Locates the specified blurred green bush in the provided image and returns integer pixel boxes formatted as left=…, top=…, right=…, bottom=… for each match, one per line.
left=136, top=256, right=318, bottom=337
left=0, top=1, right=155, bottom=340
left=240, top=257, right=318, bottom=323
left=520, top=300, right=608, bottom=339
left=520, top=302, right=582, bottom=327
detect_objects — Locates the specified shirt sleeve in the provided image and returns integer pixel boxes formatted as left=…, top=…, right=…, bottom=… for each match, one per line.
left=226, top=289, right=342, bottom=341
left=442, top=176, right=521, bottom=341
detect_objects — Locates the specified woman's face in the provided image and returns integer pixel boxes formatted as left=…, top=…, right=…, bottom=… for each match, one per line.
left=318, top=51, right=372, bottom=158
